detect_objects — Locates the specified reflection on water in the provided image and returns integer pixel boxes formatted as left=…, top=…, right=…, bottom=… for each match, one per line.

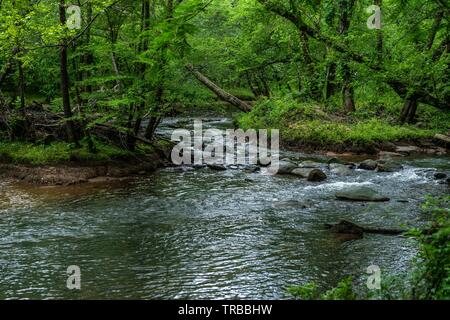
left=1, top=159, right=448, bottom=299
left=0, top=117, right=448, bottom=299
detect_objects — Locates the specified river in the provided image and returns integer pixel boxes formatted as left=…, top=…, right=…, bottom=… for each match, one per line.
left=0, top=117, right=448, bottom=299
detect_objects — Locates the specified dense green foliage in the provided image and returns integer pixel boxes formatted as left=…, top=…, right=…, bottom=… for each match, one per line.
left=0, top=0, right=448, bottom=154
left=0, top=140, right=132, bottom=164
left=238, top=96, right=447, bottom=149
left=288, top=196, right=450, bottom=300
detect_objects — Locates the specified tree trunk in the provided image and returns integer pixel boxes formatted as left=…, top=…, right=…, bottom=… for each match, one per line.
left=245, top=71, right=260, bottom=97
left=375, top=0, right=383, bottom=65
left=324, top=62, right=337, bottom=99
left=186, top=64, right=252, bottom=112
left=339, top=0, right=356, bottom=113
left=144, top=0, right=171, bottom=140
left=83, top=2, right=94, bottom=95
left=342, top=64, right=355, bottom=112
left=18, top=60, right=26, bottom=110
left=258, top=70, right=271, bottom=97
left=59, top=0, right=79, bottom=146
left=256, top=0, right=449, bottom=111
left=399, top=99, right=418, bottom=124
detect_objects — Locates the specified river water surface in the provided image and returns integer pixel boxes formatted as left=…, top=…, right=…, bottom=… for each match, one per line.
left=0, top=117, right=448, bottom=299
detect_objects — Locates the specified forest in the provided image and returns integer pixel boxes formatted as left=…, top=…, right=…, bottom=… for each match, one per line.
left=0, top=0, right=449, bottom=301
left=0, top=0, right=448, bottom=154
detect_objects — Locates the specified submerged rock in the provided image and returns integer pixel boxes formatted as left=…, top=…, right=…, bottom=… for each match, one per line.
left=336, top=187, right=390, bottom=202
left=325, top=220, right=404, bottom=239
left=325, top=220, right=364, bottom=236
left=358, top=159, right=378, bottom=171
left=434, top=172, right=447, bottom=180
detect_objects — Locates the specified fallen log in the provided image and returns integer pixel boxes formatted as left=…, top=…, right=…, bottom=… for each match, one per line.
left=325, top=220, right=406, bottom=237
left=185, top=64, right=252, bottom=112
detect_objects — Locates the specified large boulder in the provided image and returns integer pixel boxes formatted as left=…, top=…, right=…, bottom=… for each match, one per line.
left=336, top=187, right=390, bottom=202
left=358, top=159, right=378, bottom=171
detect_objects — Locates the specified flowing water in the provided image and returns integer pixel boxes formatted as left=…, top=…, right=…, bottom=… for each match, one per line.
left=0, top=117, right=448, bottom=299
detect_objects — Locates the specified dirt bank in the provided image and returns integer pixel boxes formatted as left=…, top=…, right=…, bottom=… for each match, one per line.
left=0, top=153, right=169, bottom=186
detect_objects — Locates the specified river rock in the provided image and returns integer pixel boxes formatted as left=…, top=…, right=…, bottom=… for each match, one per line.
left=243, top=165, right=260, bottom=173
left=307, top=169, right=327, bottom=182
left=299, top=160, right=323, bottom=169
left=376, top=161, right=404, bottom=173
left=336, top=187, right=390, bottom=202
left=434, top=172, right=447, bottom=180
left=326, top=220, right=364, bottom=236
left=358, top=159, right=378, bottom=171
left=207, top=164, right=227, bottom=171
left=395, top=145, right=421, bottom=155
left=281, top=158, right=297, bottom=164
left=329, top=163, right=353, bottom=176
left=275, top=161, right=298, bottom=174
left=291, top=168, right=312, bottom=178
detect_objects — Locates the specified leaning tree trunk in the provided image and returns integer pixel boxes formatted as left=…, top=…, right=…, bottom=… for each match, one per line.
left=186, top=64, right=252, bottom=112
